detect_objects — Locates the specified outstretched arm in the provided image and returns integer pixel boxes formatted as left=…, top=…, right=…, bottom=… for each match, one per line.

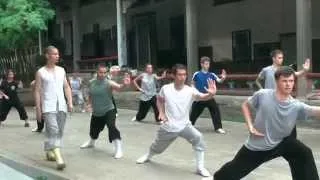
left=109, top=73, right=131, bottom=90
left=194, top=79, right=217, bottom=101
left=154, top=71, right=166, bottom=80
left=214, top=69, right=227, bottom=83
left=295, top=58, right=310, bottom=77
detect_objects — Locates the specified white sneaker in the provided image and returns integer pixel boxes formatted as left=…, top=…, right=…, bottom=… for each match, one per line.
left=197, top=167, right=211, bottom=177
left=113, top=139, right=123, bottom=159
left=216, top=128, right=226, bottom=134
left=131, top=116, right=137, bottom=122
left=136, top=154, right=151, bottom=164
left=116, top=113, right=119, bottom=117
left=80, top=139, right=95, bottom=149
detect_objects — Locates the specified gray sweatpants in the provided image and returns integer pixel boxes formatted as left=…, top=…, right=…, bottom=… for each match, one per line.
left=150, top=124, right=205, bottom=154
left=43, top=111, right=66, bottom=151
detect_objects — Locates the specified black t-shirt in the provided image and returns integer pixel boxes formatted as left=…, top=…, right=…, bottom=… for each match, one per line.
left=0, top=80, right=19, bottom=100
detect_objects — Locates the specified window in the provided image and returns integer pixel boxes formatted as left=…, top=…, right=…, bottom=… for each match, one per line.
left=213, top=0, right=244, bottom=6
left=232, top=30, right=251, bottom=61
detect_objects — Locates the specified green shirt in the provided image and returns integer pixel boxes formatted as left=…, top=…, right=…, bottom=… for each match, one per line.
left=89, top=78, right=114, bottom=116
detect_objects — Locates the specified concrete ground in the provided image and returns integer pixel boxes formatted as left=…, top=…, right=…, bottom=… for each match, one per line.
left=0, top=107, right=319, bottom=180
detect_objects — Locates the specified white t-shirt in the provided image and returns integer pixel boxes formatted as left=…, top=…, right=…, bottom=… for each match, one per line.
left=159, top=83, right=201, bottom=132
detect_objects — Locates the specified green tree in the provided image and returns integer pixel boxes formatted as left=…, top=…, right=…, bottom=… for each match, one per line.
left=0, top=0, right=55, bottom=49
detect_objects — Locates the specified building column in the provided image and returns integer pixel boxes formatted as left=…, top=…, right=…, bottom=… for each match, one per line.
left=38, top=31, right=42, bottom=55
left=72, top=0, right=81, bottom=71
left=60, top=20, right=65, bottom=39
left=117, top=0, right=128, bottom=67
left=186, top=0, right=198, bottom=81
left=296, top=0, right=312, bottom=97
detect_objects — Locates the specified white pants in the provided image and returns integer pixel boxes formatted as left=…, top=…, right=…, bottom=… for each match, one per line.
left=44, top=111, right=66, bottom=151
left=150, top=124, right=205, bottom=154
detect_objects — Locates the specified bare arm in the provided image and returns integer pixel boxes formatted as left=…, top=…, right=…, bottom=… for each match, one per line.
left=194, top=79, right=216, bottom=101
left=154, top=71, right=166, bottom=80
left=108, top=76, right=131, bottom=90
left=295, top=70, right=307, bottom=77
left=255, top=76, right=263, bottom=89
left=157, top=95, right=167, bottom=121
left=133, top=74, right=143, bottom=91
left=214, top=69, right=227, bottom=83
left=63, top=77, right=73, bottom=110
left=242, top=100, right=264, bottom=136
left=295, top=58, right=310, bottom=78
left=34, top=72, right=42, bottom=118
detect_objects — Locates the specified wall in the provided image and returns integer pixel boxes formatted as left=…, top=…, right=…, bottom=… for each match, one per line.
left=126, top=0, right=185, bottom=50
left=55, top=0, right=320, bottom=62
left=198, top=0, right=295, bottom=61
left=56, top=1, right=117, bottom=55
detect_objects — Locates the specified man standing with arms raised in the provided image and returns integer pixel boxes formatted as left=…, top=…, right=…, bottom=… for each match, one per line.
left=190, top=57, right=227, bottom=133
left=136, top=64, right=216, bottom=177
left=256, top=49, right=310, bottom=89
left=34, top=46, right=73, bottom=170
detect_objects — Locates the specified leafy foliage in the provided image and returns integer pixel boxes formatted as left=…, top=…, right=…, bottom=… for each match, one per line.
left=0, top=0, right=55, bottom=49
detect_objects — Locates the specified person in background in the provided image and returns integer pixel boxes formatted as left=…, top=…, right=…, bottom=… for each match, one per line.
left=80, top=64, right=131, bottom=159
left=69, top=71, right=85, bottom=113
left=0, top=69, right=29, bottom=127
left=190, top=57, right=227, bottom=134
left=131, top=64, right=166, bottom=123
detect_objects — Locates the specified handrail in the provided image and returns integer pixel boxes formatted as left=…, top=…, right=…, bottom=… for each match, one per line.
left=77, top=56, right=118, bottom=63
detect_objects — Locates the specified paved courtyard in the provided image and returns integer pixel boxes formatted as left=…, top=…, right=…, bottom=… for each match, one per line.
left=0, top=107, right=319, bottom=180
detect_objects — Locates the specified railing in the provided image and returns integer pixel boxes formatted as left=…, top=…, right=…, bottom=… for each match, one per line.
left=213, top=73, right=320, bottom=96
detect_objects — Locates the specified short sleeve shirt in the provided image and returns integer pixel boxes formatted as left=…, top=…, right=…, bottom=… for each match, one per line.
left=192, top=71, right=218, bottom=93
left=258, top=66, right=277, bottom=89
left=159, top=83, right=201, bottom=132
left=245, top=89, right=313, bottom=151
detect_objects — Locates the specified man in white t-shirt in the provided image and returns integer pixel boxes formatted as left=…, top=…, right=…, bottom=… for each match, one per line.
left=136, top=64, right=216, bottom=177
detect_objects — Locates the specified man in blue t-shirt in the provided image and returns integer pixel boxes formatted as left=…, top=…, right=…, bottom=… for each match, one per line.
left=190, top=56, right=227, bottom=134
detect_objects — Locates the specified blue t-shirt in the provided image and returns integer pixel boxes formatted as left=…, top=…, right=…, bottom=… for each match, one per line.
left=192, top=71, right=218, bottom=93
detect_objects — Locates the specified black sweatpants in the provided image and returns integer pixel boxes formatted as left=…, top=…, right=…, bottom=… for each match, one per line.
left=89, top=109, right=121, bottom=143
left=0, top=99, right=28, bottom=121
left=214, top=136, right=319, bottom=180
left=190, top=98, right=222, bottom=130
left=112, top=96, right=117, bottom=114
left=135, top=96, right=159, bottom=122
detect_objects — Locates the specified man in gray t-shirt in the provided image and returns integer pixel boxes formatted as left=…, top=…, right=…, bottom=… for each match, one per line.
left=256, top=49, right=310, bottom=89
left=214, top=66, right=319, bottom=180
